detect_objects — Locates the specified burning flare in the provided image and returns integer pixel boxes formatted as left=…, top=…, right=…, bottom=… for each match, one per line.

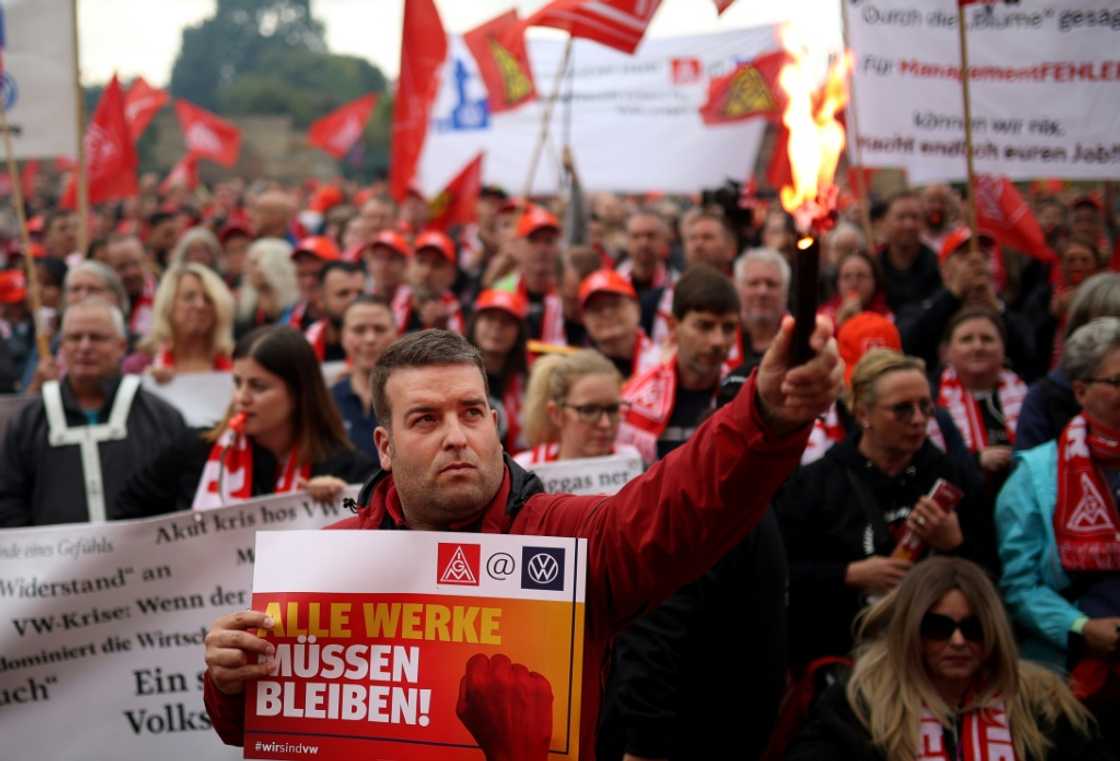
left=778, top=24, right=851, bottom=232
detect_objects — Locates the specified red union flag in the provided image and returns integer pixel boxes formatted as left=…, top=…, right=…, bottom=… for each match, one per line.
left=699, top=50, right=790, bottom=125
left=713, top=0, right=736, bottom=13
left=974, top=175, right=1055, bottom=263
left=464, top=10, right=537, bottom=113
left=61, top=75, right=138, bottom=208
left=175, top=100, right=241, bottom=167
left=436, top=543, right=480, bottom=586
left=527, top=0, right=663, bottom=55
left=308, top=93, right=378, bottom=159
left=160, top=152, right=199, bottom=193
left=427, top=152, right=484, bottom=232
left=124, top=77, right=169, bottom=141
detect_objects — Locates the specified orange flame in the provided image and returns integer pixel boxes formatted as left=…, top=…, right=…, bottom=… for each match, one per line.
left=778, top=25, right=851, bottom=232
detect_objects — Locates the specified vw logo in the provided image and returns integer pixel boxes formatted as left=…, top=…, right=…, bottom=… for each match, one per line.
left=1, top=74, right=18, bottom=111
left=526, top=552, right=559, bottom=585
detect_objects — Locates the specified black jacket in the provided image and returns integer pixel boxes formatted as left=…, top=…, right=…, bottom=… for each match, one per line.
left=774, top=434, right=994, bottom=668
left=0, top=377, right=188, bottom=526
left=115, top=427, right=376, bottom=518
left=881, top=243, right=942, bottom=314
left=787, top=673, right=1117, bottom=761
left=1014, top=368, right=1080, bottom=452
left=596, top=510, right=788, bottom=760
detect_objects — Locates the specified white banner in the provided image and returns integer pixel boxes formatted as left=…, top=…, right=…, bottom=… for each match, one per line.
left=848, top=0, right=1120, bottom=182
left=1, top=0, right=79, bottom=159
left=141, top=372, right=233, bottom=428
left=419, top=26, right=779, bottom=195
left=0, top=489, right=357, bottom=760
left=525, top=452, right=643, bottom=496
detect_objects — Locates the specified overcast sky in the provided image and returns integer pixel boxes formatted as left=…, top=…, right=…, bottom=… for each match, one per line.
left=79, top=0, right=842, bottom=85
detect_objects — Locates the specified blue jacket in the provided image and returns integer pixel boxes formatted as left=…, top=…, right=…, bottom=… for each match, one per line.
left=996, top=441, right=1078, bottom=663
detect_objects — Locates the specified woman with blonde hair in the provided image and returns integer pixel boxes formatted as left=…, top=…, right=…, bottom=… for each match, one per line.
left=514, top=348, right=640, bottom=467
left=169, top=226, right=222, bottom=270
left=235, top=237, right=299, bottom=337
left=787, top=557, right=1112, bottom=761
left=123, top=263, right=234, bottom=380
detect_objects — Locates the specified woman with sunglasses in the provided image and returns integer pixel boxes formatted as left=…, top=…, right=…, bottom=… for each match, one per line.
left=998, top=317, right=1120, bottom=740
left=775, top=349, right=994, bottom=670
left=514, top=349, right=640, bottom=468
left=787, top=557, right=1112, bottom=761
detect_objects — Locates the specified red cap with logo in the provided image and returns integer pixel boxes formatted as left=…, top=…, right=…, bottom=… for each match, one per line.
left=0, top=270, right=27, bottom=304
left=938, top=226, right=997, bottom=264
left=475, top=288, right=528, bottom=320
left=291, top=235, right=342, bottom=262
left=369, top=230, right=412, bottom=259
left=516, top=205, right=561, bottom=238
left=414, top=230, right=456, bottom=264
left=837, top=312, right=901, bottom=386
left=579, top=268, right=637, bottom=309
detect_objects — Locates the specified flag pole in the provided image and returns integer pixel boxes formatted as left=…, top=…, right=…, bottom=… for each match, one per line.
left=0, top=105, right=52, bottom=359
left=956, top=4, right=981, bottom=255
left=71, top=0, right=88, bottom=256
left=522, top=35, right=574, bottom=199
left=839, top=0, right=876, bottom=250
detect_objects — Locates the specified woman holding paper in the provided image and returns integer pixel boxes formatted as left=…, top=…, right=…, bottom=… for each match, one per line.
left=116, top=326, right=374, bottom=516
left=122, top=263, right=235, bottom=381
left=774, top=349, right=992, bottom=669
left=514, top=348, right=641, bottom=469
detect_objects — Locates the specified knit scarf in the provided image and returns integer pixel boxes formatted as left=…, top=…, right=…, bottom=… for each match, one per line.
left=937, top=367, right=1026, bottom=452
left=191, top=426, right=309, bottom=510
left=1054, top=414, right=1120, bottom=572
left=917, top=702, right=1018, bottom=761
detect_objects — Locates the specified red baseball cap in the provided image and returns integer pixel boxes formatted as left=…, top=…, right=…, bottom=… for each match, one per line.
left=309, top=184, right=343, bottom=214
left=414, top=230, right=456, bottom=264
left=579, top=268, right=637, bottom=309
left=368, top=230, right=412, bottom=259
left=218, top=220, right=252, bottom=244
left=837, top=312, right=901, bottom=386
left=516, top=205, right=561, bottom=239
left=291, top=235, right=342, bottom=262
left=0, top=270, right=27, bottom=304
left=475, top=288, right=528, bottom=320
left=938, top=227, right=996, bottom=264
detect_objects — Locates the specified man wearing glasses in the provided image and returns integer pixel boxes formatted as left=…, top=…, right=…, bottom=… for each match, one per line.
left=0, top=298, right=187, bottom=526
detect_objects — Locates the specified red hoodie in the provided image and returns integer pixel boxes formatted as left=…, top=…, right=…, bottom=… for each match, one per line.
left=203, top=372, right=808, bottom=760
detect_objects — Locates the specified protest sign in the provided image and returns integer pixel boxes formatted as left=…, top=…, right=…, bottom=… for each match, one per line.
left=847, top=0, right=1120, bottom=182
left=0, top=489, right=356, bottom=760
left=245, top=530, right=588, bottom=760
left=419, top=26, right=779, bottom=194
left=526, top=452, right=643, bottom=496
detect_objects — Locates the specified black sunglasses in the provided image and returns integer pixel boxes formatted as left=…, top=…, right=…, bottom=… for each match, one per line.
left=920, top=612, right=983, bottom=643
left=563, top=402, right=630, bottom=424
left=883, top=399, right=935, bottom=422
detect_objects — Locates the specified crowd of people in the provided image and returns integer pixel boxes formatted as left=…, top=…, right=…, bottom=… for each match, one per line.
left=1, top=170, right=1119, bottom=758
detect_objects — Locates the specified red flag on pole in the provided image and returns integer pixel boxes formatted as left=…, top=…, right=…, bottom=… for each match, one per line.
left=389, top=0, right=448, bottom=202
left=974, top=175, right=1056, bottom=263
left=19, top=160, right=38, bottom=198
left=427, top=152, right=485, bottom=232
left=713, top=0, right=736, bottom=13
left=463, top=10, right=537, bottom=113
left=124, top=77, right=169, bottom=141
left=61, top=75, right=138, bottom=208
left=175, top=100, right=241, bottom=168
left=526, top=0, right=663, bottom=55
left=160, top=152, right=199, bottom=194
left=308, top=93, right=379, bottom=159
left=699, top=50, right=790, bottom=125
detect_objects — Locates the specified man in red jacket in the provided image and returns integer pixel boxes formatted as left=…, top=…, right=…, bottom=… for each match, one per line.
left=203, top=321, right=841, bottom=759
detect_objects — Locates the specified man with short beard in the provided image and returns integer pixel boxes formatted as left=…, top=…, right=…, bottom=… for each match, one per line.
left=734, top=248, right=790, bottom=376
left=879, top=191, right=942, bottom=312
left=494, top=205, right=567, bottom=345
left=304, top=261, right=365, bottom=362
left=580, top=269, right=660, bottom=381
left=919, top=184, right=960, bottom=255
left=103, top=233, right=156, bottom=339
left=42, top=209, right=78, bottom=260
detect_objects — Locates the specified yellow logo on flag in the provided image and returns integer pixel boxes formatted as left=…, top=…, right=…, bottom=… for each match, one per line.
left=489, top=38, right=533, bottom=105
left=723, top=66, right=777, bottom=118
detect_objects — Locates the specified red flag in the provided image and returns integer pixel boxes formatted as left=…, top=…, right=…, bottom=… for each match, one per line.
left=390, top=0, right=448, bottom=202
left=766, top=124, right=792, bottom=192
left=464, top=10, right=537, bottom=114
left=527, top=0, right=662, bottom=55
left=974, top=175, right=1056, bottom=263
left=160, top=152, right=199, bottom=194
left=61, top=75, right=138, bottom=208
left=308, top=93, right=379, bottom=159
left=175, top=100, right=241, bottom=167
left=713, top=0, right=736, bottom=13
left=699, top=50, right=790, bottom=126
left=19, top=159, right=38, bottom=198
left=427, top=152, right=485, bottom=231
left=124, top=77, right=169, bottom=141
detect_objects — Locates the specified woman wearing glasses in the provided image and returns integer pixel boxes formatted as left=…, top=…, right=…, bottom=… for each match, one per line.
left=775, top=349, right=993, bottom=669
left=787, top=557, right=1112, bottom=761
left=997, top=317, right=1120, bottom=740
left=514, top=349, right=640, bottom=468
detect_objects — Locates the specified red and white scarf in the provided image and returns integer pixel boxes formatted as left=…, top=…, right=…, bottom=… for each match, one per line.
left=630, top=330, right=663, bottom=380
left=617, top=259, right=671, bottom=289
left=129, top=275, right=157, bottom=337
left=618, top=357, right=679, bottom=464
left=515, top=277, right=565, bottom=346
left=802, top=403, right=846, bottom=465
left=1054, top=414, right=1120, bottom=572
left=501, top=372, right=526, bottom=455
left=650, top=285, right=674, bottom=346
left=516, top=442, right=560, bottom=467
left=918, top=702, right=1018, bottom=761
left=390, top=285, right=465, bottom=335
left=937, top=367, right=1026, bottom=452
left=304, top=320, right=330, bottom=362
left=191, top=427, right=310, bottom=510
left=287, top=300, right=310, bottom=329
left=153, top=344, right=233, bottom=371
